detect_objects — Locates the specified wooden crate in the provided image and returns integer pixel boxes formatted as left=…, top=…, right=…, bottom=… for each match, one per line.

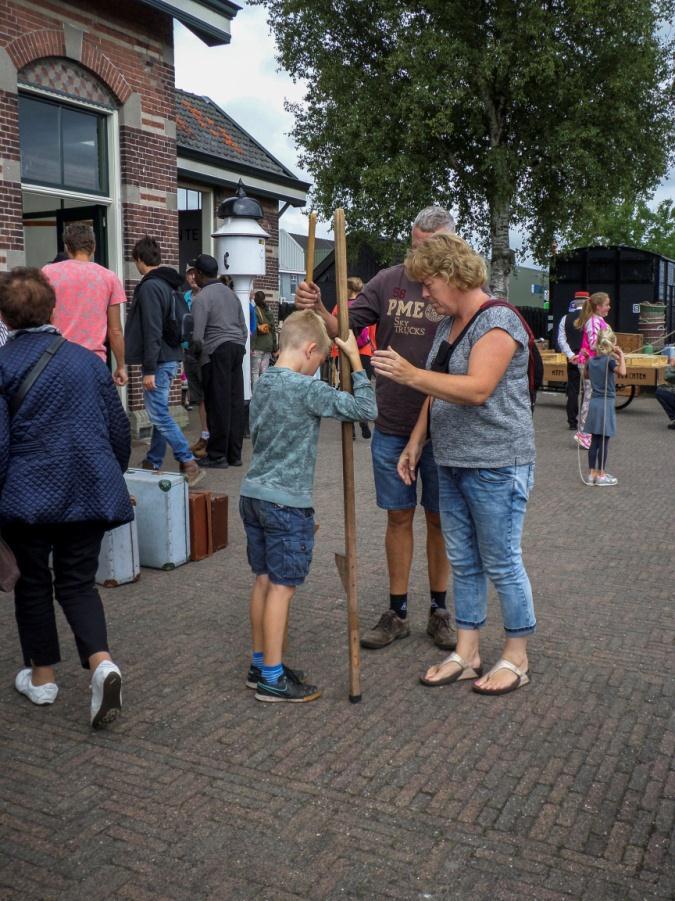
left=615, top=332, right=642, bottom=353
left=618, top=363, right=666, bottom=386
left=541, top=351, right=567, bottom=366
left=624, top=353, right=668, bottom=368
left=543, top=361, right=567, bottom=382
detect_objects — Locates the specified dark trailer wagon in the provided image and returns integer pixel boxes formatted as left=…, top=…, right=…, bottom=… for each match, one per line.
left=549, top=245, right=675, bottom=338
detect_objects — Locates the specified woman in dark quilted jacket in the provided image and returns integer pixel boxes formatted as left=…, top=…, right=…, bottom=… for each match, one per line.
left=0, top=268, right=133, bottom=729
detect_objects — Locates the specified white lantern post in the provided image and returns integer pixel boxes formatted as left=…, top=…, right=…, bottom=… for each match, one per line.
left=212, top=180, right=269, bottom=400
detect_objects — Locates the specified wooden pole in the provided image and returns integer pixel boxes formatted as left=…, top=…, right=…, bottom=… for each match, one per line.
left=333, top=207, right=362, bottom=703
left=283, top=210, right=318, bottom=660
left=306, top=211, right=317, bottom=284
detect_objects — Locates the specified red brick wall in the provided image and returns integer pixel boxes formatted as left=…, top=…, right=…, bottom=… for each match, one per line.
left=0, top=0, right=182, bottom=411
left=0, top=87, right=21, bottom=261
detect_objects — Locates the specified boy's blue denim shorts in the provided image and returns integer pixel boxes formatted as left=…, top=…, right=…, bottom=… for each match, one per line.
left=370, top=428, right=440, bottom=512
left=239, top=496, right=315, bottom=587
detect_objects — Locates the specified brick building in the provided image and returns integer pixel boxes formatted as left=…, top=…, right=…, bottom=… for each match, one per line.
left=0, top=0, right=309, bottom=432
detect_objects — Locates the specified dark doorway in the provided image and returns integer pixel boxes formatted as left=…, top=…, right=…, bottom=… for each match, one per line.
left=56, top=205, right=108, bottom=267
left=22, top=203, right=108, bottom=267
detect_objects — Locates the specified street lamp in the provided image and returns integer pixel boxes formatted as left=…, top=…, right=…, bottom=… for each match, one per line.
left=212, top=179, right=269, bottom=400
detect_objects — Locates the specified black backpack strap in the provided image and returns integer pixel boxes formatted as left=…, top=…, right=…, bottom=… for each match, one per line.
left=429, top=307, right=486, bottom=372
left=9, top=335, right=66, bottom=416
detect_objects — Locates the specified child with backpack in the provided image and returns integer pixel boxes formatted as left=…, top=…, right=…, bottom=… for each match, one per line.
left=239, top=311, right=376, bottom=702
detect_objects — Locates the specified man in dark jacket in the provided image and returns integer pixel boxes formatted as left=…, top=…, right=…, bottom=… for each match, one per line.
left=557, top=291, right=587, bottom=430
left=190, top=254, right=248, bottom=468
left=125, top=237, right=203, bottom=486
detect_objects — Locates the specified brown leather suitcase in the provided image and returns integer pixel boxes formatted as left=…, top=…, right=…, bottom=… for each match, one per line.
left=189, top=490, right=228, bottom=553
left=188, top=490, right=213, bottom=561
left=209, top=492, right=228, bottom=550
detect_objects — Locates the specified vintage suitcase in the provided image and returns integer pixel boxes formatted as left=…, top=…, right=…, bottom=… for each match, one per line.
left=124, top=469, right=190, bottom=570
left=96, top=512, right=141, bottom=587
left=210, top=492, right=228, bottom=551
left=190, top=490, right=228, bottom=552
left=188, top=490, right=213, bottom=561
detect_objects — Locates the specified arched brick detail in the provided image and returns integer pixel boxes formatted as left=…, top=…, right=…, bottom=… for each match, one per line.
left=81, top=36, right=132, bottom=104
left=5, top=29, right=132, bottom=105
left=6, top=30, right=65, bottom=71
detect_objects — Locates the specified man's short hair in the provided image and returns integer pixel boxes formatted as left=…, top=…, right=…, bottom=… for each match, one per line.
left=413, top=206, right=456, bottom=234
left=132, top=236, right=162, bottom=267
left=0, top=268, right=56, bottom=330
left=63, top=223, right=95, bottom=255
left=279, top=310, right=332, bottom=357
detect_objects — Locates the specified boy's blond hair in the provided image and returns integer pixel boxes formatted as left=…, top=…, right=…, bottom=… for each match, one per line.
left=279, top=310, right=332, bottom=356
left=405, top=233, right=487, bottom=291
left=595, top=326, right=616, bottom=356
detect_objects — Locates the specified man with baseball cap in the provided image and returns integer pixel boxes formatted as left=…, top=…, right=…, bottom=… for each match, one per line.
left=190, top=253, right=248, bottom=468
left=557, top=290, right=589, bottom=429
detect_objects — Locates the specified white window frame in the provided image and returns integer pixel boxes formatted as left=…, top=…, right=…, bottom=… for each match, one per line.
left=18, top=86, right=123, bottom=284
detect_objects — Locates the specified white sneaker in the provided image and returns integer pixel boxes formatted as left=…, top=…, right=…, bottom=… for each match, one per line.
left=595, top=473, right=618, bottom=486
left=90, top=660, right=122, bottom=729
left=14, top=668, right=58, bottom=705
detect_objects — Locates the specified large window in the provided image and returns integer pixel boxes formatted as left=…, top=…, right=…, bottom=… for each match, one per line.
left=19, top=95, right=108, bottom=194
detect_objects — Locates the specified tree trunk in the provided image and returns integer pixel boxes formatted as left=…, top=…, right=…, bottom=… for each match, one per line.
left=489, top=200, right=514, bottom=298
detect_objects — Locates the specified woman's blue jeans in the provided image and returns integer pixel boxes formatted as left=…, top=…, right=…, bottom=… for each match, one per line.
left=437, top=464, right=536, bottom=636
left=144, top=362, right=193, bottom=468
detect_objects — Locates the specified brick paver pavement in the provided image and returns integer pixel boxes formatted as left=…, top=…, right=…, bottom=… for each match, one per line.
left=0, top=392, right=673, bottom=900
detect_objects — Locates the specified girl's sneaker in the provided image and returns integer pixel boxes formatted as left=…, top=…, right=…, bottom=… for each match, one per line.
left=574, top=431, right=591, bottom=449
left=15, top=669, right=58, bottom=705
left=595, top=473, right=618, bottom=486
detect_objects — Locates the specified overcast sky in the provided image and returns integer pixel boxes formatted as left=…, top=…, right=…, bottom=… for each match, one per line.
left=174, top=3, right=674, bottom=265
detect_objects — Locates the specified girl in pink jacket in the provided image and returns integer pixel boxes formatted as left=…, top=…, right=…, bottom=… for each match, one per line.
left=574, top=292, right=611, bottom=448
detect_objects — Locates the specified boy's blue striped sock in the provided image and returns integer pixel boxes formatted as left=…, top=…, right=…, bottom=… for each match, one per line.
left=252, top=651, right=264, bottom=669
left=262, top=662, right=284, bottom=685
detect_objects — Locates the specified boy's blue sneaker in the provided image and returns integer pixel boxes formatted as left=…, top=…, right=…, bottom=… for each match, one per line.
left=255, top=675, right=321, bottom=703
left=246, top=664, right=306, bottom=690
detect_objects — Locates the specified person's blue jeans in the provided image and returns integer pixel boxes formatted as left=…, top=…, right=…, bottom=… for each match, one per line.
left=437, top=463, right=536, bottom=636
left=655, top=386, right=675, bottom=421
left=144, top=362, right=193, bottom=468
left=371, top=428, right=440, bottom=512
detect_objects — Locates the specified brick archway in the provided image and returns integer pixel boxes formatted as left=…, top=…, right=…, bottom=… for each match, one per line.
left=6, top=29, right=132, bottom=104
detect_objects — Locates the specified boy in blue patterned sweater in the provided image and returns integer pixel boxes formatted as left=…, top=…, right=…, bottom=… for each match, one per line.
left=240, top=310, right=377, bottom=702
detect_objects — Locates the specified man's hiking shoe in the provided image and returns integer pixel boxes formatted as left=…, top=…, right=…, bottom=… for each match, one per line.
left=427, top=608, right=457, bottom=650
left=190, top=437, right=208, bottom=459
left=246, top=664, right=306, bottom=690
left=180, top=459, right=206, bottom=487
left=360, top=610, right=410, bottom=649
left=255, top=676, right=321, bottom=703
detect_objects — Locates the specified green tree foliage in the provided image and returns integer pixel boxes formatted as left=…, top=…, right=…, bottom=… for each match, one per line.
left=562, top=197, right=675, bottom=259
left=251, top=0, right=674, bottom=295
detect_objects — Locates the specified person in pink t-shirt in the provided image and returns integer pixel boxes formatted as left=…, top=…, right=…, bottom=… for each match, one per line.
left=42, top=223, right=128, bottom=386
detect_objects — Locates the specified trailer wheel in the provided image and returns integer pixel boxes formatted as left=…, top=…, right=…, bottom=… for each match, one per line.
left=615, top=385, right=636, bottom=410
